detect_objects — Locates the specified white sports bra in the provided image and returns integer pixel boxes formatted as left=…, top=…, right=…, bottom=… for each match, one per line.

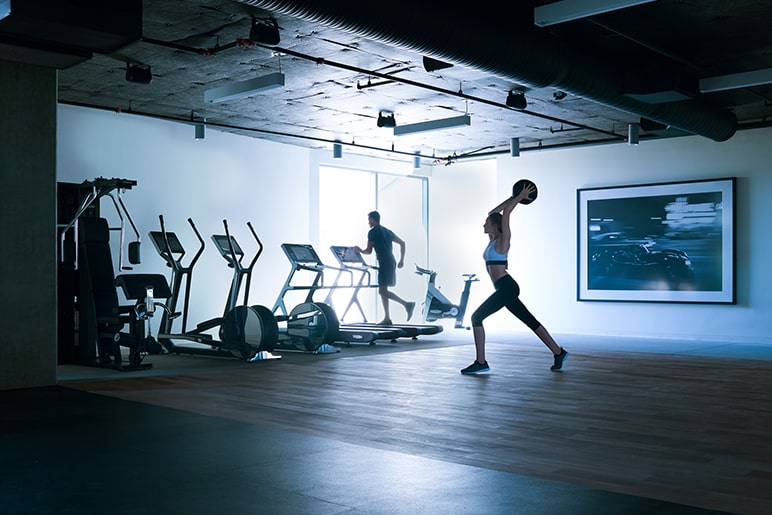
left=483, top=240, right=508, bottom=265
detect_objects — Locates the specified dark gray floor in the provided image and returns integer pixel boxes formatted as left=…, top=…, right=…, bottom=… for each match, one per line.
left=2, top=384, right=732, bottom=515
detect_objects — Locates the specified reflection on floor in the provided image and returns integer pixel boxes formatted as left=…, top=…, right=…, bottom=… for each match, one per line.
left=5, top=330, right=771, bottom=514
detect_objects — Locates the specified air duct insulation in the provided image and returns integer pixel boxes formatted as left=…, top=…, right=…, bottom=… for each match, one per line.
left=240, top=0, right=737, bottom=142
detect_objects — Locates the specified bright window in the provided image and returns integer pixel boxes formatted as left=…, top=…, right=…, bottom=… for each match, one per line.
left=319, top=166, right=428, bottom=322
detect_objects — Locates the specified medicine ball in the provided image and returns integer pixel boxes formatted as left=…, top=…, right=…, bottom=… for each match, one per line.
left=512, top=179, right=538, bottom=204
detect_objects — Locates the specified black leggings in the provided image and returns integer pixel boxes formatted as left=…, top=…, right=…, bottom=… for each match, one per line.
left=471, top=275, right=541, bottom=331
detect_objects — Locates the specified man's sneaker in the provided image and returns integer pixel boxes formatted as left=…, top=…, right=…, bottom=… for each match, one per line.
left=377, top=318, right=393, bottom=326
left=550, top=348, right=569, bottom=371
left=461, top=361, right=490, bottom=375
left=406, top=302, right=415, bottom=321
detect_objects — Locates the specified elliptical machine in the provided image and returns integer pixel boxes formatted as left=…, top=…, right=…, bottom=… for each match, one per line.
left=149, top=216, right=279, bottom=361
left=415, top=265, right=478, bottom=329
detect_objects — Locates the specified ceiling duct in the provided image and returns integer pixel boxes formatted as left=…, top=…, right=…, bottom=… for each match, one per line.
left=238, top=0, right=737, bottom=142
left=0, top=0, right=142, bottom=69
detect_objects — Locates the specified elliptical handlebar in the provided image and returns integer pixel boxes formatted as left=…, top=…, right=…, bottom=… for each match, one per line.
left=153, top=215, right=206, bottom=332
left=218, top=220, right=263, bottom=272
left=222, top=219, right=240, bottom=269
left=245, top=221, right=264, bottom=271
left=155, top=215, right=206, bottom=272
left=217, top=220, right=266, bottom=312
left=185, top=217, right=206, bottom=270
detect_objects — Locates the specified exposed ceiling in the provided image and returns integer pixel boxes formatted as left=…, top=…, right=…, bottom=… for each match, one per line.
left=6, top=0, right=772, bottom=164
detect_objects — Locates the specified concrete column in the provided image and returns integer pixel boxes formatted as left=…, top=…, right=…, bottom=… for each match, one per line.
left=0, top=59, right=58, bottom=389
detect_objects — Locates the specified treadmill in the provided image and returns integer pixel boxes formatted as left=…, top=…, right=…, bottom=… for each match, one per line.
left=273, top=243, right=403, bottom=344
left=327, top=245, right=443, bottom=339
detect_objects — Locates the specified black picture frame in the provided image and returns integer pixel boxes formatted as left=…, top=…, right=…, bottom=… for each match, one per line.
left=577, top=178, right=735, bottom=303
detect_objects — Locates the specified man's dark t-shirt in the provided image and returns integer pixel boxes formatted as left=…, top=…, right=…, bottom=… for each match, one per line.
left=368, top=225, right=396, bottom=286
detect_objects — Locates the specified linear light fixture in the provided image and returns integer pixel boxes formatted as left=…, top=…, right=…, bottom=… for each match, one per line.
left=204, top=72, right=285, bottom=103
left=393, top=114, right=471, bottom=136
left=699, top=67, right=772, bottom=93
left=534, top=0, right=655, bottom=27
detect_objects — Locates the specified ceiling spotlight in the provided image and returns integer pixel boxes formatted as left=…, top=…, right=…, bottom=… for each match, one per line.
left=191, top=111, right=205, bottom=140
left=628, top=123, right=640, bottom=145
left=333, top=141, right=343, bottom=159
left=377, top=112, right=396, bottom=128
left=125, top=64, right=151, bottom=84
left=506, top=90, right=527, bottom=110
left=249, top=18, right=280, bottom=46
left=510, top=137, right=520, bottom=157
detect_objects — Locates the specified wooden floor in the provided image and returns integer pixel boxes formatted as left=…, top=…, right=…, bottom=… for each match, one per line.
left=64, top=334, right=772, bottom=514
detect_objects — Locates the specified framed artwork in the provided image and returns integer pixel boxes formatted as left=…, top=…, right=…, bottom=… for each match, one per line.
left=577, top=178, right=735, bottom=303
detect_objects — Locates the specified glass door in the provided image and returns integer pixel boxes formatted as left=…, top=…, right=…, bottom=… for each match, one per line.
left=319, top=166, right=427, bottom=323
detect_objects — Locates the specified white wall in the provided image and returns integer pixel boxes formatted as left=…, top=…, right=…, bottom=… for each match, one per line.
left=424, top=160, right=499, bottom=327
left=425, top=127, right=772, bottom=344
left=58, top=104, right=772, bottom=344
left=57, top=105, right=311, bottom=328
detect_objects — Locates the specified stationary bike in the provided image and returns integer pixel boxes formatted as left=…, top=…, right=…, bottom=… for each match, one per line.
left=415, top=265, right=478, bottom=329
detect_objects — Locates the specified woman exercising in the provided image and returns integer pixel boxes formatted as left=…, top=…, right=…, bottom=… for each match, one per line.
left=461, top=183, right=568, bottom=375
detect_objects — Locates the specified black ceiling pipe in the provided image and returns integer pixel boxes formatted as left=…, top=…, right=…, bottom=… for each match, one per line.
left=239, top=0, right=737, bottom=142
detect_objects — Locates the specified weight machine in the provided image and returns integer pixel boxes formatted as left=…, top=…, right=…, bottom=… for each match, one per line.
left=57, top=178, right=155, bottom=370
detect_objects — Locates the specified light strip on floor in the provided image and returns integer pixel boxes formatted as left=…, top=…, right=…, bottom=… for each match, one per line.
left=393, top=114, right=471, bottom=136
left=534, top=0, right=656, bottom=27
left=204, top=72, right=285, bottom=103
